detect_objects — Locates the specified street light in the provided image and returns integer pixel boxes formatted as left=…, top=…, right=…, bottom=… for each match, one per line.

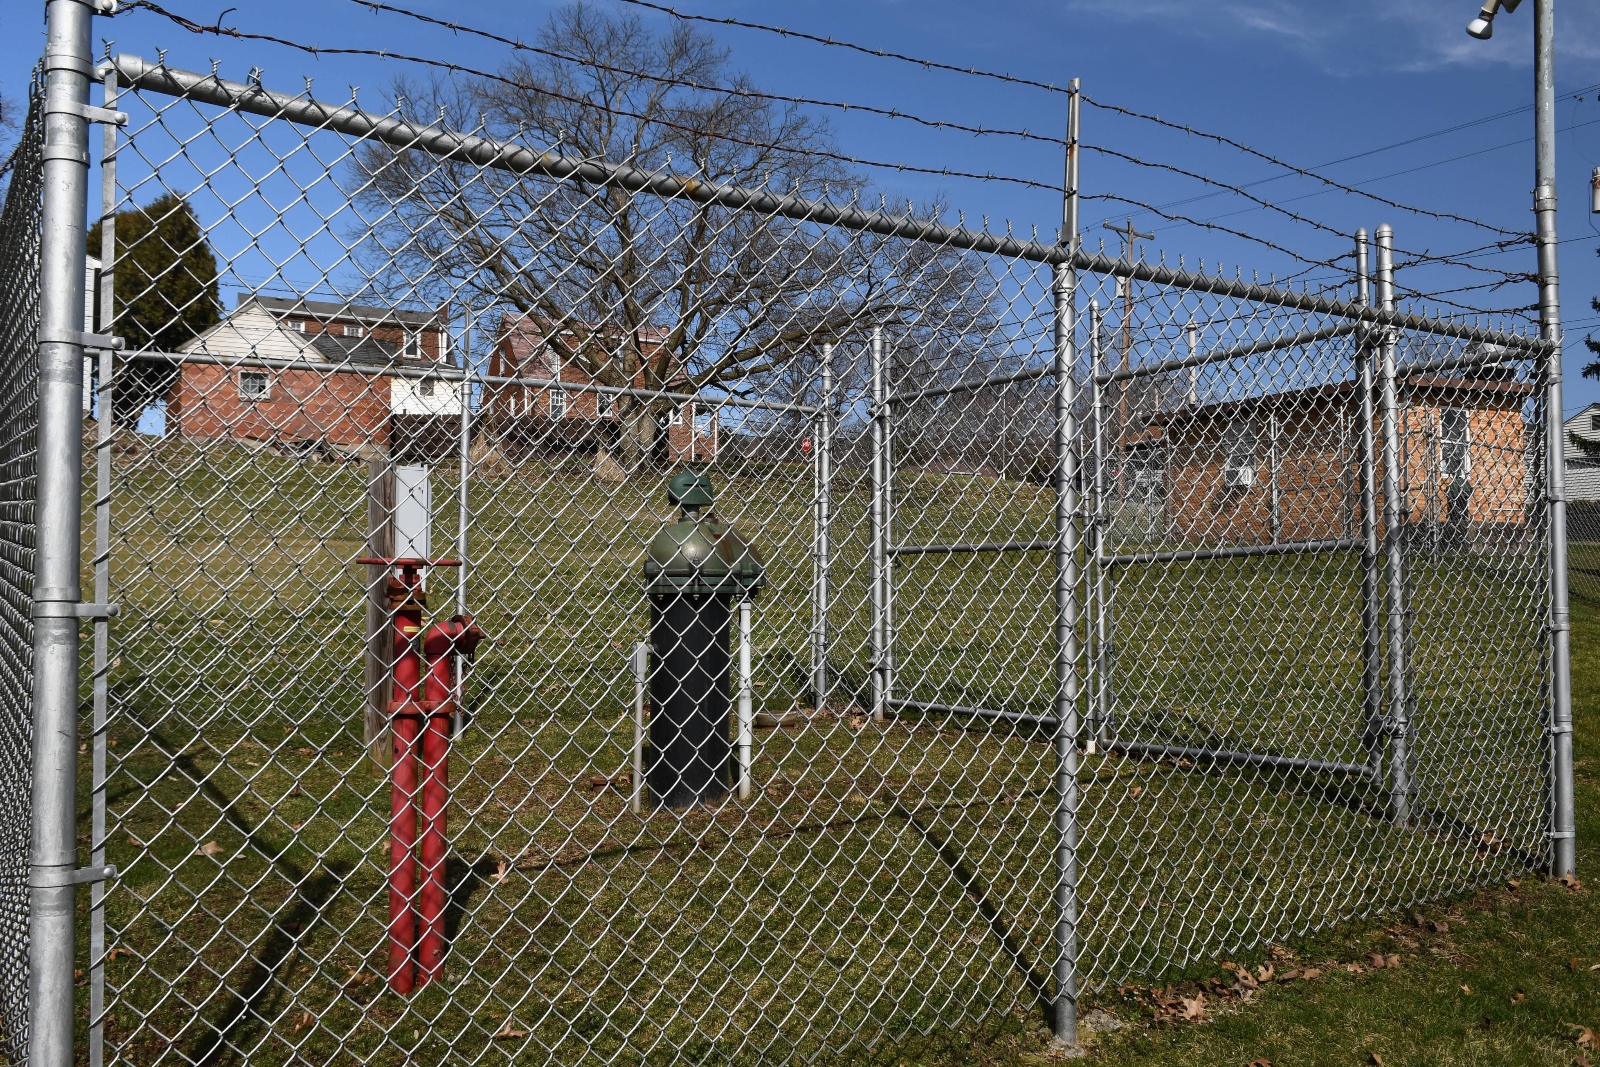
left=1464, top=0, right=1574, bottom=880
left=1464, top=0, right=1521, bottom=39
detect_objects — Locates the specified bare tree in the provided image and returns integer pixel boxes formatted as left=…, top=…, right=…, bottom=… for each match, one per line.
left=353, top=2, right=995, bottom=475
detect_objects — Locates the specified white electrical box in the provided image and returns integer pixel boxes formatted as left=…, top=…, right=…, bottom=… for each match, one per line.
left=394, top=464, right=432, bottom=560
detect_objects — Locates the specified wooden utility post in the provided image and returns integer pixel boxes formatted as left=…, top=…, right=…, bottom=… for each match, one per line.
left=365, top=457, right=396, bottom=768
left=1102, top=217, right=1153, bottom=467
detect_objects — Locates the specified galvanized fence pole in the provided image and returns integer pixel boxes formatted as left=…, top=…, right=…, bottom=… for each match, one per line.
left=1089, top=300, right=1109, bottom=750
left=1375, top=224, right=1412, bottom=825
left=1535, top=0, right=1575, bottom=878
left=1050, top=76, right=1083, bottom=1050
left=871, top=327, right=888, bottom=722
left=737, top=598, right=754, bottom=800
left=813, top=344, right=833, bottom=711
left=454, top=317, right=473, bottom=736
left=88, top=64, right=118, bottom=1067
left=34, top=2, right=108, bottom=1062
left=1354, top=229, right=1384, bottom=770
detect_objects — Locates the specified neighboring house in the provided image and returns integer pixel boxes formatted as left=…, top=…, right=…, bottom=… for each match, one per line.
left=169, top=295, right=457, bottom=458
left=1144, top=371, right=1533, bottom=547
left=487, top=314, right=717, bottom=463
left=1564, top=402, right=1600, bottom=502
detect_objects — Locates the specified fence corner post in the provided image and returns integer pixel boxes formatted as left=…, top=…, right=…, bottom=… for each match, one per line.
left=32, top=2, right=101, bottom=1064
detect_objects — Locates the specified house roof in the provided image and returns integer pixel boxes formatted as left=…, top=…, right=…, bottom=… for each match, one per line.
left=1153, top=371, right=1533, bottom=430
left=240, top=293, right=443, bottom=328
left=308, top=332, right=399, bottom=366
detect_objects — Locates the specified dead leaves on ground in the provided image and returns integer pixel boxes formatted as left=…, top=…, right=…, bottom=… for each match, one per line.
left=491, top=1018, right=528, bottom=1040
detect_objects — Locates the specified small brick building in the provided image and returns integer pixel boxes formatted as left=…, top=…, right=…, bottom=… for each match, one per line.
left=170, top=295, right=457, bottom=456
left=487, top=314, right=717, bottom=464
left=1146, top=372, right=1533, bottom=546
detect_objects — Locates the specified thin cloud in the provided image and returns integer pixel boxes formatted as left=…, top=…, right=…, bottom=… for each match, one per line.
left=1060, top=0, right=1600, bottom=74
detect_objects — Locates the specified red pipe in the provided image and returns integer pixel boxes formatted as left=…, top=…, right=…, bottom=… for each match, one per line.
left=384, top=574, right=426, bottom=996
left=356, top=558, right=467, bottom=996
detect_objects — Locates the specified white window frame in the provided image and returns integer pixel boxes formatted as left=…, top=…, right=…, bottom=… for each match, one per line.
left=548, top=387, right=567, bottom=418
left=402, top=330, right=423, bottom=359
left=342, top=324, right=365, bottom=339
left=597, top=391, right=615, bottom=418
left=1221, top=420, right=1257, bottom=487
left=283, top=318, right=306, bottom=333
left=1441, top=408, right=1471, bottom=480
left=239, top=370, right=271, bottom=401
left=1589, top=411, right=1600, bottom=433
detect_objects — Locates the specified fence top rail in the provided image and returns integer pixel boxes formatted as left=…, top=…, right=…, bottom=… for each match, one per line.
left=104, top=53, right=1548, bottom=357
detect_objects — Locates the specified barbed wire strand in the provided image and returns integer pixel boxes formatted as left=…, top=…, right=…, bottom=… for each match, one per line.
left=602, top=0, right=1526, bottom=239
left=122, top=0, right=1384, bottom=276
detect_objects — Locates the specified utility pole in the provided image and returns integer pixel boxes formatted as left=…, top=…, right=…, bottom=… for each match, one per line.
left=1102, top=217, right=1153, bottom=473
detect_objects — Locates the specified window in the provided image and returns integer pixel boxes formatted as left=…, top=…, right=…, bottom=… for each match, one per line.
left=341, top=324, right=365, bottom=339
left=668, top=403, right=686, bottom=426
left=1590, top=411, right=1600, bottom=433
left=239, top=371, right=270, bottom=401
left=418, top=378, right=435, bottom=398
left=597, top=392, right=614, bottom=418
left=1441, top=408, right=1471, bottom=480
left=403, top=331, right=423, bottom=358
left=549, top=388, right=567, bottom=418
left=284, top=318, right=305, bottom=333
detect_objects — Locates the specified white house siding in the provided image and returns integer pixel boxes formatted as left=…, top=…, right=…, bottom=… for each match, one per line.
left=179, top=304, right=322, bottom=363
left=390, top=374, right=464, bottom=417
left=1563, top=403, right=1600, bottom=502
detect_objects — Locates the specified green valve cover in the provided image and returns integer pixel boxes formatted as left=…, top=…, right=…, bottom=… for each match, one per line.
left=645, top=475, right=764, bottom=597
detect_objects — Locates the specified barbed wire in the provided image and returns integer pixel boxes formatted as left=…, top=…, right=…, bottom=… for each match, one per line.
left=121, top=0, right=1394, bottom=275
left=347, top=0, right=1072, bottom=150
left=347, top=0, right=1531, bottom=282
left=604, top=0, right=1524, bottom=240
left=119, top=1, right=1070, bottom=195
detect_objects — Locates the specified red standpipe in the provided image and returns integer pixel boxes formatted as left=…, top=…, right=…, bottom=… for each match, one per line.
left=417, top=614, right=482, bottom=983
left=358, top=557, right=477, bottom=994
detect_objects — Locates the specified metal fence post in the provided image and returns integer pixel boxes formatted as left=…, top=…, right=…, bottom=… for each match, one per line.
left=1375, top=224, right=1411, bottom=826
left=1354, top=230, right=1384, bottom=770
left=871, top=326, right=888, bottom=722
left=813, top=343, right=833, bottom=712
left=88, top=63, right=118, bottom=1067
left=34, top=2, right=101, bottom=1062
left=1050, top=76, right=1083, bottom=1051
left=1089, top=300, right=1110, bottom=749
left=737, top=598, right=754, bottom=800
left=1534, top=0, right=1575, bottom=877
left=454, top=323, right=473, bottom=737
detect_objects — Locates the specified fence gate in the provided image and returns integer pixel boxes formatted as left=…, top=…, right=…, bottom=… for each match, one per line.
left=0, top=6, right=1575, bottom=1064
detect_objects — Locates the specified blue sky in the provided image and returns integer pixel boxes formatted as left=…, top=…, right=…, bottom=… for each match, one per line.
left=6, top=0, right=1600, bottom=412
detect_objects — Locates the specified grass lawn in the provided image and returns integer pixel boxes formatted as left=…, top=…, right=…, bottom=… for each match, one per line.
left=73, top=440, right=1579, bottom=1065
left=865, top=573, right=1599, bottom=1066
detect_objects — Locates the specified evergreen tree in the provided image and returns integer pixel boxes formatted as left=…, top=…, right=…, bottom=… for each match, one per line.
left=87, top=193, right=221, bottom=420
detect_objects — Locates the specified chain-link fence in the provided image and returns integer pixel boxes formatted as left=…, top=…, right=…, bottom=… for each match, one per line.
left=0, top=70, right=44, bottom=1066
left=2, top=20, right=1572, bottom=1064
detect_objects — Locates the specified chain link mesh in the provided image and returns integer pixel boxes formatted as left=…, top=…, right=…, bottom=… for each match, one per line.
left=54, top=51, right=1558, bottom=1065
left=0, top=71, right=44, bottom=1065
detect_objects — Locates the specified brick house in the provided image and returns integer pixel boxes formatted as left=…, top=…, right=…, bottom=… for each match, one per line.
left=486, top=313, right=718, bottom=463
left=169, top=295, right=458, bottom=457
left=1143, top=372, right=1533, bottom=546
